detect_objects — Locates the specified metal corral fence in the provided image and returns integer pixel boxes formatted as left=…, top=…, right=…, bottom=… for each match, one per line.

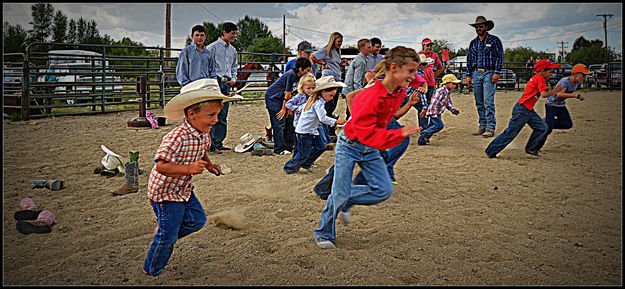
left=3, top=42, right=293, bottom=120
left=3, top=43, right=621, bottom=121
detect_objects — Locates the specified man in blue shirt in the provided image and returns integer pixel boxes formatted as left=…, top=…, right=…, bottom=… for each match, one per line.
left=366, top=37, right=384, bottom=71
left=466, top=16, right=504, bottom=138
left=176, top=25, right=216, bottom=87
left=206, top=22, right=239, bottom=153
left=284, top=41, right=316, bottom=76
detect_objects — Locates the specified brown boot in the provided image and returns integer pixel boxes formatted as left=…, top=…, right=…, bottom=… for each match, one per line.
left=112, top=160, right=139, bottom=196
left=113, top=184, right=139, bottom=195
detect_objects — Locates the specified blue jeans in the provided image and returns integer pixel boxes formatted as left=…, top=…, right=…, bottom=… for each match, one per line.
left=268, top=109, right=295, bottom=154
left=420, top=115, right=444, bottom=139
left=485, top=103, right=548, bottom=157
left=313, top=119, right=409, bottom=199
left=314, top=130, right=394, bottom=242
left=284, top=133, right=325, bottom=174
left=472, top=70, right=497, bottom=130
left=210, top=82, right=231, bottom=149
left=536, top=105, right=573, bottom=150
left=401, top=89, right=429, bottom=129
left=143, top=192, right=206, bottom=276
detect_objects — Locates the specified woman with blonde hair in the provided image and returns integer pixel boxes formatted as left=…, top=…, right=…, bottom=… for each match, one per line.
left=311, top=32, right=344, bottom=142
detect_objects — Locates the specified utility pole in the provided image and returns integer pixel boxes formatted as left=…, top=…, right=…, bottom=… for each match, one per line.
left=165, top=3, right=171, bottom=65
left=282, top=14, right=286, bottom=62
left=597, top=13, right=613, bottom=49
left=557, top=41, right=568, bottom=60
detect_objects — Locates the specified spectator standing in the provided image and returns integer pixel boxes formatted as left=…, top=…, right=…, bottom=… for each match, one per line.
left=176, top=25, right=217, bottom=87
left=205, top=22, right=238, bottom=153
left=466, top=16, right=504, bottom=138
left=418, top=38, right=443, bottom=110
left=344, top=39, right=372, bottom=97
left=311, top=32, right=344, bottom=141
left=366, top=37, right=384, bottom=71
left=284, top=41, right=317, bottom=76
left=440, top=46, right=451, bottom=68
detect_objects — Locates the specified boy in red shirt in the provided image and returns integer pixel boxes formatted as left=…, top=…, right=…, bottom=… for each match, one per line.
left=313, top=46, right=422, bottom=249
left=485, top=59, right=562, bottom=158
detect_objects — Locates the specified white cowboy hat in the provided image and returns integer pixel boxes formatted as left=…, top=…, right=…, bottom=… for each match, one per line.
left=165, top=78, right=243, bottom=121
left=312, top=76, right=346, bottom=93
left=100, top=145, right=126, bottom=172
left=234, top=133, right=261, bottom=153
left=418, top=54, right=435, bottom=65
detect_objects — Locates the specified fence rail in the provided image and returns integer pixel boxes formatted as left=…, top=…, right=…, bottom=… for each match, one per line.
left=3, top=42, right=621, bottom=120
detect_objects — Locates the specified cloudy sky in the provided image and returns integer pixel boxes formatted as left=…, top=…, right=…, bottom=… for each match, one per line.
left=3, top=3, right=622, bottom=57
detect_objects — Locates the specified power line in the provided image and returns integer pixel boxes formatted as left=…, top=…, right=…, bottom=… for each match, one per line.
left=197, top=3, right=225, bottom=23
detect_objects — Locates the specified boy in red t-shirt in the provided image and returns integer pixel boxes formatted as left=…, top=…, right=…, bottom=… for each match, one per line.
left=485, top=59, right=562, bottom=158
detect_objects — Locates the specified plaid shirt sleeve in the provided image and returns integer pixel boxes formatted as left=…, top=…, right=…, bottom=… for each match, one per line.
left=426, top=88, right=443, bottom=116
left=492, top=36, right=504, bottom=74
left=466, top=38, right=477, bottom=76
left=155, top=133, right=181, bottom=163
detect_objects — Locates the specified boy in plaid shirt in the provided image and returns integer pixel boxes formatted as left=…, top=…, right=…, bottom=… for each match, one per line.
left=417, top=74, right=462, bottom=145
left=142, top=79, right=240, bottom=278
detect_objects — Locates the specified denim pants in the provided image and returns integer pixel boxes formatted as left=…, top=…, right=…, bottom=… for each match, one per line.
left=314, top=130, right=394, bottom=242
left=485, top=103, right=548, bottom=157
left=472, top=70, right=497, bottom=130
left=268, top=109, right=295, bottom=154
left=401, top=89, right=429, bottom=129
left=143, top=192, right=206, bottom=276
left=420, top=115, right=444, bottom=139
left=313, top=119, right=409, bottom=199
left=323, top=88, right=342, bottom=138
left=210, top=82, right=231, bottom=149
left=284, top=133, right=325, bottom=174
left=536, top=105, right=573, bottom=150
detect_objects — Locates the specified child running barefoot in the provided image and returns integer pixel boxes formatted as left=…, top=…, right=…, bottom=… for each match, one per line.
left=283, top=76, right=346, bottom=174
left=313, top=46, right=422, bottom=249
left=417, top=74, right=462, bottom=145
left=485, top=59, right=563, bottom=158
left=142, top=79, right=240, bottom=278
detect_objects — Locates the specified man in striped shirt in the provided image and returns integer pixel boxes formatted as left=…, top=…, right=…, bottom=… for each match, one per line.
left=466, top=16, right=504, bottom=138
left=176, top=24, right=217, bottom=87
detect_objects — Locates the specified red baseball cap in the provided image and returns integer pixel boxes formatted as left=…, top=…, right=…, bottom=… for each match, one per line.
left=422, top=38, right=433, bottom=45
left=533, top=59, right=560, bottom=72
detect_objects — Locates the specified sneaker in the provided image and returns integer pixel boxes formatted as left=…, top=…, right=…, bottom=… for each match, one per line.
left=482, top=128, right=495, bottom=138
left=314, top=237, right=336, bottom=250
left=302, top=167, right=314, bottom=173
left=525, top=150, right=541, bottom=156
left=338, top=211, right=351, bottom=226
left=417, top=136, right=428, bottom=146
left=279, top=150, right=292, bottom=155
left=472, top=128, right=486, bottom=136
left=391, top=180, right=399, bottom=185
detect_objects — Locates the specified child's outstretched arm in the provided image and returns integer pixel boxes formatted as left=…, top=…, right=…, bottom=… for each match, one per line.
left=155, top=159, right=207, bottom=177
left=541, top=84, right=563, bottom=98
left=202, top=154, right=222, bottom=176
left=556, top=90, right=585, bottom=100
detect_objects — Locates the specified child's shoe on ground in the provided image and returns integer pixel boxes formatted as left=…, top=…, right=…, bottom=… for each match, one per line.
left=314, top=237, right=336, bottom=249
left=417, top=136, right=429, bottom=145
left=482, top=128, right=495, bottom=137
left=338, top=211, right=351, bottom=226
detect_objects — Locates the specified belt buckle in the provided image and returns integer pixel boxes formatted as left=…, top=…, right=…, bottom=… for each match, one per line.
left=477, top=68, right=485, bottom=73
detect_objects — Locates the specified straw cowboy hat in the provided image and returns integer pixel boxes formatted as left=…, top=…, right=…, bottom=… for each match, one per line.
left=100, top=145, right=125, bottom=172
left=234, top=133, right=262, bottom=153
left=312, top=76, right=346, bottom=93
left=469, top=16, right=495, bottom=31
left=164, top=78, right=243, bottom=121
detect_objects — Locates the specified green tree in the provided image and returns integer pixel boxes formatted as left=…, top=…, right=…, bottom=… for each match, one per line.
left=84, top=20, right=100, bottom=44
left=28, top=3, right=54, bottom=44
left=244, top=37, right=286, bottom=62
left=67, top=19, right=76, bottom=44
left=234, top=15, right=272, bottom=52
left=52, top=10, right=68, bottom=43
left=3, top=21, right=28, bottom=53
left=76, top=17, right=87, bottom=44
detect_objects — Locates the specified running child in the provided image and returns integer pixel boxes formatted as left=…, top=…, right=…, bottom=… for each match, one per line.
left=283, top=76, right=346, bottom=174
left=417, top=74, right=462, bottom=145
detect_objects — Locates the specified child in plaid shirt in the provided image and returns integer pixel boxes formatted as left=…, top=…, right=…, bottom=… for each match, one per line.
left=417, top=74, right=461, bottom=145
left=142, top=79, right=240, bottom=278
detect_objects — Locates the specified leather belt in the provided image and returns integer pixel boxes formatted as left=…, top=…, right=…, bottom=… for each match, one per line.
left=476, top=68, right=493, bottom=73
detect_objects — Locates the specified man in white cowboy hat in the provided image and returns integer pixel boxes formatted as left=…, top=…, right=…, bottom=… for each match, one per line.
left=466, top=15, right=504, bottom=138
left=142, top=78, right=240, bottom=279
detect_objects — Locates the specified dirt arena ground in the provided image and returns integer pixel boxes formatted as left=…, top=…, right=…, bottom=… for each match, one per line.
left=3, top=88, right=622, bottom=285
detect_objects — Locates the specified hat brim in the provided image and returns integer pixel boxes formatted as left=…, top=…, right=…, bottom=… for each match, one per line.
left=312, top=82, right=347, bottom=93
left=234, top=135, right=261, bottom=153
left=469, top=20, right=494, bottom=31
left=164, top=90, right=243, bottom=121
left=534, top=63, right=560, bottom=72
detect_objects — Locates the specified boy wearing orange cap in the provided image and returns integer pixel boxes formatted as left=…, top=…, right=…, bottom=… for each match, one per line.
left=535, top=64, right=589, bottom=151
left=485, top=59, right=563, bottom=158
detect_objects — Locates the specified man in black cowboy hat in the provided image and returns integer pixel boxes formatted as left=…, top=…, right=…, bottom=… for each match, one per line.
left=466, top=16, right=504, bottom=138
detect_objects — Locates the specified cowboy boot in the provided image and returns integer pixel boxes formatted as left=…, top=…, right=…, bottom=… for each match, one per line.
left=31, top=180, right=64, bottom=191
left=113, top=152, right=139, bottom=195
